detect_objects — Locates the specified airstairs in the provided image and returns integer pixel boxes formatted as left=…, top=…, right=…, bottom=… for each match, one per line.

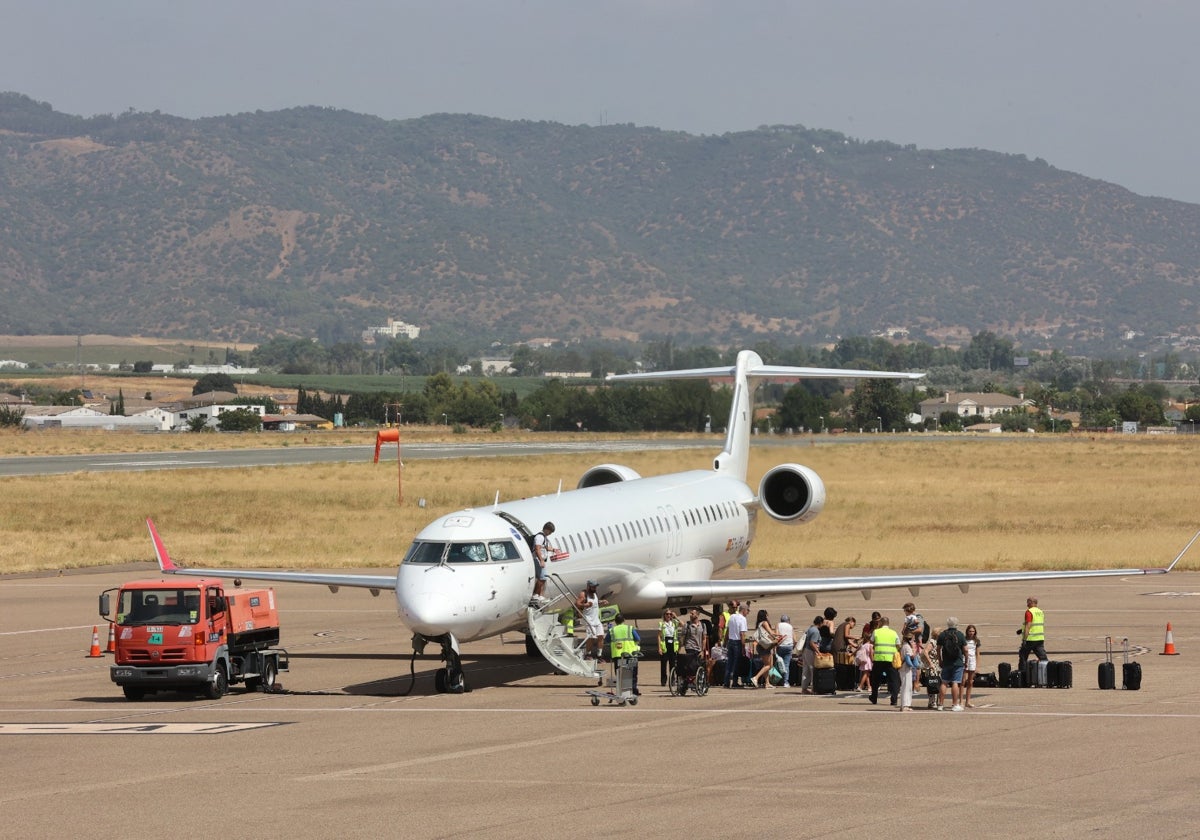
left=525, top=576, right=603, bottom=680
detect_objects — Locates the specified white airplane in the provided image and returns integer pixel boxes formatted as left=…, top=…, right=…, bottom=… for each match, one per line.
left=149, top=350, right=1187, bottom=693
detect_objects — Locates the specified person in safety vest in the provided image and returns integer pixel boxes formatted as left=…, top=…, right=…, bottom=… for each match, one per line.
left=658, top=609, right=681, bottom=687
left=1017, top=596, right=1047, bottom=666
left=869, top=615, right=901, bottom=706
left=603, top=613, right=641, bottom=695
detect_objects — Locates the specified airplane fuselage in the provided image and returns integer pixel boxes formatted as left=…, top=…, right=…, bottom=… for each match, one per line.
left=395, top=469, right=757, bottom=642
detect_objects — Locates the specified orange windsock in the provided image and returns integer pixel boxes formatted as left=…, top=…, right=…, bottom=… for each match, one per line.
left=374, top=428, right=400, bottom=463
left=87, top=626, right=102, bottom=658
left=1160, top=622, right=1179, bottom=655
left=105, top=623, right=116, bottom=654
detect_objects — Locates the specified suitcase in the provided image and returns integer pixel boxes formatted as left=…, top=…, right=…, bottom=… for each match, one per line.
left=1008, top=669, right=1026, bottom=689
left=835, top=662, right=857, bottom=691
left=1098, top=636, right=1116, bottom=690
left=1122, top=638, right=1142, bottom=690
left=1048, top=660, right=1072, bottom=689
left=788, top=658, right=801, bottom=688
left=973, top=672, right=998, bottom=688
left=1025, top=659, right=1048, bottom=687
left=813, top=666, right=838, bottom=695
left=998, top=661, right=1012, bottom=687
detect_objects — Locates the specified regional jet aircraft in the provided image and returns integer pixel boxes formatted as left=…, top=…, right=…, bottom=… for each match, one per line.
left=150, top=350, right=1184, bottom=693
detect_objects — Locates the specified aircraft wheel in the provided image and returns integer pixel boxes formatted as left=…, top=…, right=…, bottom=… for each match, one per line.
left=525, top=635, right=541, bottom=658
left=434, top=667, right=449, bottom=693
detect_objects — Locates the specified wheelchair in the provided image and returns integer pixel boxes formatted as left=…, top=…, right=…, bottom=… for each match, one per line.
left=667, top=653, right=709, bottom=696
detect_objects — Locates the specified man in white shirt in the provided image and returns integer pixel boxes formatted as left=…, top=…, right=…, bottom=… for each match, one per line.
left=776, top=614, right=796, bottom=687
left=724, top=604, right=751, bottom=688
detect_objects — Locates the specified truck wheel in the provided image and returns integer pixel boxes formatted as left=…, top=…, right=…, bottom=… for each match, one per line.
left=122, top=686, right=145, bottom=701
left=204, top=665, right=228, bottom=700
left=260, top=660, right=278, bottom=692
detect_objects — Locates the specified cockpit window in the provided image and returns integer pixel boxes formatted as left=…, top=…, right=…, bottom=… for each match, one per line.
left=488, top=541, right=520, bottom=561
left=403, top=540, right=520, bottom=564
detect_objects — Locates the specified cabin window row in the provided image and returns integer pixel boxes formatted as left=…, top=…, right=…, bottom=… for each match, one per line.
left=558, top=499, right=741, bottom=556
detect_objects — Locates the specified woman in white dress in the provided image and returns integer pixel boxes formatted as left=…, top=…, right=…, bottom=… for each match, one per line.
left=962, top=624, right=981, bottom=708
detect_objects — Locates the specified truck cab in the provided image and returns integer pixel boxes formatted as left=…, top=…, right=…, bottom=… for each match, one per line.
left=101, top=579, right=287, bottom=701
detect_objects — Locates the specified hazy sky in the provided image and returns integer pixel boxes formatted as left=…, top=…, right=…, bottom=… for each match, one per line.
left=4, top=1, right=1199, bottom=203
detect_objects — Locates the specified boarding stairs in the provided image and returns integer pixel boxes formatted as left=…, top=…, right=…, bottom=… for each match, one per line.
left=526, top=575, right=602, bottom=680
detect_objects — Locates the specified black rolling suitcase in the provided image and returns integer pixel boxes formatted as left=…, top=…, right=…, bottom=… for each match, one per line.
left=788, top=657, right=801, bottom=688
left=1098, top=636, right=1116, bottom=690
left=1008, top=668, right=1026, bottom=688
left=998, top=661, right=1012, bottom=687
left=835, top=662, right=857, bottom=691
left=710, top=659, right=726, bottom=687
left=813, top=666, right=838, bottom=694
left=1122, top=638, right=1142, bottom=690
left=1048, top=660, right=1072, bottom=689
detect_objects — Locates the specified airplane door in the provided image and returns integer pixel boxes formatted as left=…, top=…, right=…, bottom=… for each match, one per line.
left=660, top=505, right=683, bottom=558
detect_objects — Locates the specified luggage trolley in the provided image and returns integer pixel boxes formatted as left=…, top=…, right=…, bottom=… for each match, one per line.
left=587, top=653, right=641, bottom=707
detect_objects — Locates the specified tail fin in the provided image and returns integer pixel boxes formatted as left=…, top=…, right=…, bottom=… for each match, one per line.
left=146, top=517, right=179, bottom=572
left=608, top=350, right=924, bottom=481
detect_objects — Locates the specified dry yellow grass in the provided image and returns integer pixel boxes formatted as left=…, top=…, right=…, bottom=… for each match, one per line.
left=1, top=434, right=1197, bottom=575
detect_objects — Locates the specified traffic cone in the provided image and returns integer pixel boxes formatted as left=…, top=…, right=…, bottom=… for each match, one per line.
left=86, top=626, right=102, bottom=658
left=105, top=623, right=116, bottom=654
left=1160, top=622, right=1180, bottom=655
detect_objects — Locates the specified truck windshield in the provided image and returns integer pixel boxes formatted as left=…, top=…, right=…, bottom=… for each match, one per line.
left=403, top=540, right=521, bottom=564
left=117, top=588, right=201, bottom=626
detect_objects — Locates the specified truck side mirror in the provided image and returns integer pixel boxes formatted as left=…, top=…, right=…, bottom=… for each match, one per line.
left=211, top=595, right=225, bottom=613
left=99, top=593, right=111, bottom=618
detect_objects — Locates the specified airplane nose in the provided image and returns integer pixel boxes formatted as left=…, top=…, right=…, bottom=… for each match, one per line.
left=397, top=590, right=456, bottom=635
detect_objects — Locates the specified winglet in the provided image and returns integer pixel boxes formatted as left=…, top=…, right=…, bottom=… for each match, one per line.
left=1161, top=527, right=1200, bottom=573
left=146, top=517, right=178, bottom=572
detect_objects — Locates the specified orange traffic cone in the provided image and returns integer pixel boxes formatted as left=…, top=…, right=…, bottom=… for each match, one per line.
left=86, top=626, right=102, bottom=658
left=1160, top=622, right=1179, bottom=655
left=105, top=623, right=116, bottom=654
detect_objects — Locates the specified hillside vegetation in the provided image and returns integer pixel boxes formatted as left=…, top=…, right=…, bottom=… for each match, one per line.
left=3, top=92, right=1200, bottom=353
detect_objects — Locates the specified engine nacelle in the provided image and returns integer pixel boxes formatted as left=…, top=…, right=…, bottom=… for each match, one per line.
left=758, top=463, right=826, bottom=524
left=577, top=464, right=643, bottom=489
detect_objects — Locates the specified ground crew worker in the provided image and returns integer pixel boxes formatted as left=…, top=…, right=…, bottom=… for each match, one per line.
left=1017, top=596, right=1047, bottom=666
left=869, top=616, right=900, bottom=706
left=658, top=609, right=681, bottom=687
left=604, top=613, right=641, bottom=695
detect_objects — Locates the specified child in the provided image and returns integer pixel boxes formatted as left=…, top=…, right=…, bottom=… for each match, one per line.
left=855, top=638, right=873, bottom=691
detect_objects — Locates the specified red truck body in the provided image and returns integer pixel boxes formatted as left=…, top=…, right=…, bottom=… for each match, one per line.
left=102, top=578, right=287, bottom=700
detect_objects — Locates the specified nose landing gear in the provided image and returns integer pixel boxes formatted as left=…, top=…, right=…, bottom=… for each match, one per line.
left=414, top=632, right=468, bottom=694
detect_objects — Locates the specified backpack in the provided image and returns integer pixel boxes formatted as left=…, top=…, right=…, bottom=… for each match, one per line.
left=939, top=628, right=962, bottom=662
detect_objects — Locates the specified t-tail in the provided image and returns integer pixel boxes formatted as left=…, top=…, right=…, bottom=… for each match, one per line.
left=608, top=349, right=925, bottom=482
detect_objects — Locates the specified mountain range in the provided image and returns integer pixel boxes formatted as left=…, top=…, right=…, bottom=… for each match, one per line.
left=2, top=91, right=1199, bottom=355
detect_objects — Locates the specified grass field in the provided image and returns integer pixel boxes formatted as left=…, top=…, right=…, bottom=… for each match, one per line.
left=2, top=433, right=1197, bottom=576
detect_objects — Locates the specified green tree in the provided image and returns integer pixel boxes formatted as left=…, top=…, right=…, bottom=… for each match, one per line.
left=193, top=373, right=236, bottom=395
left=216, top=407, right=263, bottom=432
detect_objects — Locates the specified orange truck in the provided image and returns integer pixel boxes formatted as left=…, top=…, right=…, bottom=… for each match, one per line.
left=100, top=578, right=288, bottom=701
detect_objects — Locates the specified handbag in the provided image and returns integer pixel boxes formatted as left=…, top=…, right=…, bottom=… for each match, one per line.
left=756, top=626, right=777, bottom=648
left=892, top=650, right=902, bottom=669
left=814, top=652, right=834, bottom=669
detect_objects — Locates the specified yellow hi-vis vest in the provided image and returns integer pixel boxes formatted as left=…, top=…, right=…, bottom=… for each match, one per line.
left=719, top=610, right=731, bottom=643
left=658, top=619, right=679, bottom=654
left=610, top=623, right=639, bottom=658
left=1024, top=607, right=1045, bottom=642
left=872, top=626, right=900, bottom=662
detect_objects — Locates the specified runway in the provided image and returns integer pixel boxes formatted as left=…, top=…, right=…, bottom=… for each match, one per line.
left=3, top=566, right=1198, bottom=838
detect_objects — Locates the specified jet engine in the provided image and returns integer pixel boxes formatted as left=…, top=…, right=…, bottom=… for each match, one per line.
left=577, top=464, right=643, bottom=489
left=758, top=463, right=826, bottom=524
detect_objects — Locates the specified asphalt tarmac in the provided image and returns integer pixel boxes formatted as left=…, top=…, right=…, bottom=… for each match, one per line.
left=3, top=566, right=1197, bottom=839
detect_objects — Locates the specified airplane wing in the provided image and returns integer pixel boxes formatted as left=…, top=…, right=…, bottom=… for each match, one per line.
left=656, top=528, right=1198, bottom=606
left=658, top=565, right=1173, bottom=608
left=147, top=518, right=396, bottom=594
